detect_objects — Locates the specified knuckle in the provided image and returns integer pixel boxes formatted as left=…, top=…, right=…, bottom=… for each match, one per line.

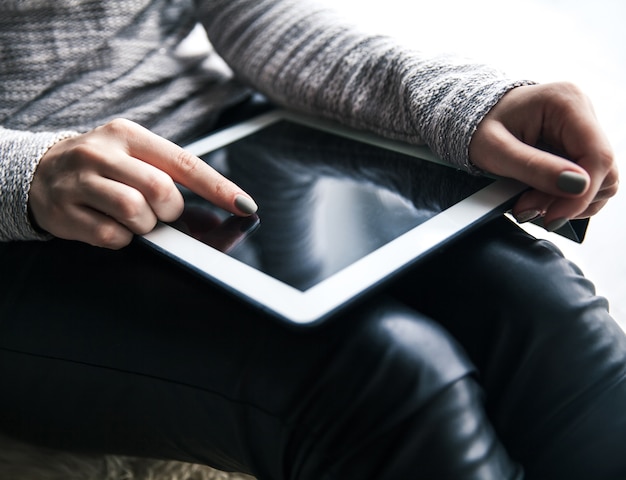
left=135, top=217, right=158, bottom=236
left=596, top=148, right=616, bottom=171
left=92, top=223, right=128, bottom=250
left=559, top=81, right=583, bottom=95
left=140, top=172, right=183, bottom=222
left=143, top=170, right=175, bottom=203
left=605, top=178, right=619, bottom=199
left=101, top=117, right=136, bottom=136
left=212, top=177, right=228, bottom=198
left=611, top=165, right=620, bottom=185
left=552, top=81, right=586, bottom=102
left=545, top=82, right=591, bottom=115
left=521, top=148, right=546, bottom=174
left=583, top=200, right=607, bottom=218
left=166, top=189, right=185, bottom=221
left=157, top=189, right=184, bottom=223
left=174, top=149, right=200, bottom=176
left=64, top=142, right=102, bottom=168
left=116, top=189, right=145, bottom=221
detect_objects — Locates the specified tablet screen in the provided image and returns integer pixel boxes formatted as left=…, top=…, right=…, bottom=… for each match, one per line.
left=169, top=120, right=493, bottom=292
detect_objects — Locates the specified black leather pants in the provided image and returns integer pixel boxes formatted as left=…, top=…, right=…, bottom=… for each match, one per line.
left=1, top=217, right=625, bottom=480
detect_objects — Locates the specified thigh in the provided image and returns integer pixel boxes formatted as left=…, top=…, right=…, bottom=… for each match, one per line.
left=0, top=238, right=519, bottom=480
left=390, top=217, right=626, bottom=479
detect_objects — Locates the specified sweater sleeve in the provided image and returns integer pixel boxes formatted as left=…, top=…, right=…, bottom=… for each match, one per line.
left=196, top=0, right=534, bottom=171
left=0, top=127, right=77, bottom=242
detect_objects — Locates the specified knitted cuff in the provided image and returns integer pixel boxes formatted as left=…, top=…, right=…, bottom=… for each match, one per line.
left=0, top=128, right=78, bottom=241
left=424, top=75, right=537, bottom=174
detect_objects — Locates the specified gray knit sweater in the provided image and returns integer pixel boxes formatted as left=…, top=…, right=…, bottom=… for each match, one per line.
left=0, top=0, right=530, bottom=242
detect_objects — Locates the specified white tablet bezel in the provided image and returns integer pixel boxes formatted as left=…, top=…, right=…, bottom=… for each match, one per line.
left=141, top=110, right=526, bottom=325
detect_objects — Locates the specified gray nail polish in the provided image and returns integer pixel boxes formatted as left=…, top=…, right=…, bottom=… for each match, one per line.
left=514, top=209, right=542, bottom=224
left=545, top=217, right=568, bottom=232
left=235, top=195, right=258, bottom=215
left=557, top=171, right=587, bottom=194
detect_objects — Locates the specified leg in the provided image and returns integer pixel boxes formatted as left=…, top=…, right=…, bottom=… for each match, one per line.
left=391, top=217, right=626, bottom=479
left=0, top=238, right=520, bottom=480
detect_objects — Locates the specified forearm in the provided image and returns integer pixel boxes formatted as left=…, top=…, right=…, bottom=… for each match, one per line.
left=0, top=127, right=77, bottom=241
left=197, top=0, right=534, bottom=170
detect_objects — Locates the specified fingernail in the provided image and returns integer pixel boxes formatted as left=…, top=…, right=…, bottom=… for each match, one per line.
left=514, top=209, right=542, bottom=224
left=545, top=217, right=569, bottom=232
left=235, top=195, right=258, bottom=215
left=557, top=171, right=587, bottom=194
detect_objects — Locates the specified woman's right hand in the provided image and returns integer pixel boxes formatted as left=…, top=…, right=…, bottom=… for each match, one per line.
left=28, top=118, right=257, bottom=249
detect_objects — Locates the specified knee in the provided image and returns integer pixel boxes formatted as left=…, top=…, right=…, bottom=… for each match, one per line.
left=278, top=300, right=518, bottom=480
left=287, top=297, right=476, bottom=429
left=458, top=219, right=611, bottom=332
left=353, top=299, right=476, bottom=399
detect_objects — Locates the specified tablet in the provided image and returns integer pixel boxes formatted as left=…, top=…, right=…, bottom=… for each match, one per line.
left=141, top=110, right=527, bottom=325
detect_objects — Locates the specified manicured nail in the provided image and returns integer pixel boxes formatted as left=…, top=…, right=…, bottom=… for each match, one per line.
left=514, top=209, right=542, bottom=224
left=545, top=217, right=568, bottom=232
left=557, top=171, right=588, bottom=194
left=234, top=195, right=258, bottom=215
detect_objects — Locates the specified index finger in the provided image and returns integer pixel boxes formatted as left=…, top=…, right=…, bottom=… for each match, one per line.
left=113, top=119, right=258, bottom=216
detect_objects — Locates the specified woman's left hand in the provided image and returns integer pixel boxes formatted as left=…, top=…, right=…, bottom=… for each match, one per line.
left=469, top=82, right=619, bottom=231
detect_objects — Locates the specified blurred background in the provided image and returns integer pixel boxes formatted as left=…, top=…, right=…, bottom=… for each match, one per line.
left=324, top=0, right=626, bottom=328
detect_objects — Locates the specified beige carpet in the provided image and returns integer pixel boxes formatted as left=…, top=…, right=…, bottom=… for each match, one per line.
left=0, top=433, right=256, bottom=480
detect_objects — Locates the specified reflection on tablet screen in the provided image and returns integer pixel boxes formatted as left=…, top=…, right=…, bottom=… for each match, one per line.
left=170, top=121, right=492, bottom=292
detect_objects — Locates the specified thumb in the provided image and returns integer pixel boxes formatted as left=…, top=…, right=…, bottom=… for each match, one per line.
left=471, top=122, right=591, bottom=226
left=478, top=122, right=590, bottom=197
